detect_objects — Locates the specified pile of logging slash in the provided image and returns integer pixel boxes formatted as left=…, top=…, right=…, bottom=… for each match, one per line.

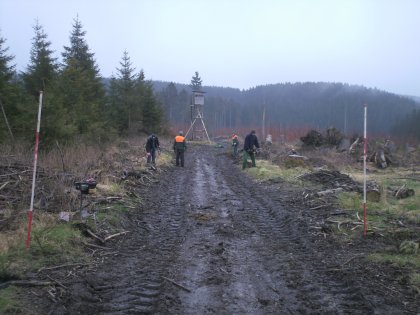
left=295, top=170, right=362, bottom=193
left=365, top=145, right=394, bottom=168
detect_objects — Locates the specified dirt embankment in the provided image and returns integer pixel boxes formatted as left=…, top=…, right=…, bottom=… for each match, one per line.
left=26, top=144, right=419, bottom=314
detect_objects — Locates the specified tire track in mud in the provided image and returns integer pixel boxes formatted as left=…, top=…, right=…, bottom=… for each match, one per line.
left=155, top=147, right=403, bottom=314
left=59, top=145, right=406, bottom=314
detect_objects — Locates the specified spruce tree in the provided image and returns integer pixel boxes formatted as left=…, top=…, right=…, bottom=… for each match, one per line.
left=62, top=15, right=98, bottom=75
left=189, top=71, right=202, bottom=91
left=0, top=33, right=17, bottom=141
left=62, top=15, right=104, bottom=101
left=21, top=19, right=58, bottom=97
left=0, top=33, right=16, bottom=95
left=59, top=15, right=107, bottom=141
left=107, top=50, right=140, bottom=134
left=139, top=80, right=164, bottom=134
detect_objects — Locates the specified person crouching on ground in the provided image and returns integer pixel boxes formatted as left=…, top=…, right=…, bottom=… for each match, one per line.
left=242, top=129, right=260, bottom=169
left=232, top=132, right=239, bottom=155
left=173, top=131, right=187, bottom=167
left=146, top=134, right=160, bottom=165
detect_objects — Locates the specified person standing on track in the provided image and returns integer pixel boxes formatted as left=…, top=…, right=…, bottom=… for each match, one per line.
left=232, top=132, right=239, bottom=155
left=173, top=131, right=187, bottom=167
left=146, top=134, right=160, bottom=165
left=242, top=129, right=260, bottom=169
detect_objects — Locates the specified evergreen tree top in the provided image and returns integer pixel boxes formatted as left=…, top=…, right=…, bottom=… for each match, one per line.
left=29, top=19, right=57, bottom=64
left=21, top=19, right=58, bottom=95
left=116, top=50, right=138, bottom=88
left=189, top=71, right=202, bottom=91
left=0, top=33, right=16, bottom=83
left=62, top=15, right=100, bottom=77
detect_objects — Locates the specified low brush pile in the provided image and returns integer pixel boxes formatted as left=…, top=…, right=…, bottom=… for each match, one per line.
left=295, top=170, right=361, bottom=192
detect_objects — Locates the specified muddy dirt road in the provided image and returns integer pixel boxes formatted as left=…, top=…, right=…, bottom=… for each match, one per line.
left=53, top=145, right=413, bottom=314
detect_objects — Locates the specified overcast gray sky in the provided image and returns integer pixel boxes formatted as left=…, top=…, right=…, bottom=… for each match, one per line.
left=1, top=0, right=419, bottom=96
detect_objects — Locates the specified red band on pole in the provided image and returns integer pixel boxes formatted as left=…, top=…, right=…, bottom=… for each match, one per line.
left=27, top=92, right=43, bottom=250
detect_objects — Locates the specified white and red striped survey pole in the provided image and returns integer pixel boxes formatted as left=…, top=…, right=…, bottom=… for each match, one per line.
left=363, top=104, right=367, bottom=235
left=26, top=91, right=43, bottom=250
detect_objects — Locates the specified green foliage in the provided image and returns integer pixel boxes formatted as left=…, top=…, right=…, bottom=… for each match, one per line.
left=20, top=19, right=58, bottom=97
left=140, top=80, right=164, bottom=134
left=189, top=71, right=202, bottom=91
left=151, top=81, right=417, bottom=136
left=283, top=156, right=305, bottom=168
left=0, top=32, right=16, bottom=93
left=0, top=33, right=19, bottom=143
left=62, top=15, right=100, bottom=78
left=0, top=286, right=19, bottom=313
left=107, top=51, right=165, bottom=136
left=0, top=254, right=12, bottom=281
left=391, top=108, right=420, bottom=141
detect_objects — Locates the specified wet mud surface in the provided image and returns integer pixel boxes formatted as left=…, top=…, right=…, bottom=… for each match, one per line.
left=45, top=145, right=418, bottom=314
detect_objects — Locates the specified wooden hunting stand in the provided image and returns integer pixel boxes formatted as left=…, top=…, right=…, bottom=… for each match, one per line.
left=185, top=90, right=211, bottom=143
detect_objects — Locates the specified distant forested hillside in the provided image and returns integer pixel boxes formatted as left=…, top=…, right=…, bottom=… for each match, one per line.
left=147, top=80, right=418, bottom=136
left=3, top=15, right=416, bottom=146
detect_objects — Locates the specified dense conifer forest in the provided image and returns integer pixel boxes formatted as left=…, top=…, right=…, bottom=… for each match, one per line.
left=1, top=17, right=419, bottom=146
left=152, top=80, right=419, bottom=139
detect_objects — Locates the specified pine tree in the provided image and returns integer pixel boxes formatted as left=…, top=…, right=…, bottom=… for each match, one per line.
left=21, top=19, right=58, bottom=97
left=0, top=33, right=17, bottom=141
left=139, top=80, right=164, bottom=134
left=62, top=15, right=104, bottom=101
left=0, top=33, right=16, bottom=95
left=189, top=71, right=202, bottom=91
left=58, top=15, right=107, bottom=142
left=107, top=50, right=140, bottom=134
left=62, top=15, right=98, bottom=75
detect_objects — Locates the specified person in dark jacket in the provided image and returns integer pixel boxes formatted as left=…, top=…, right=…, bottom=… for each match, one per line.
left=242, top=130, right=260, bottom=169
left=232, top=132, right=239, bottom=155
left=173, top=131, right=187, bottom=167
left=146, top=134, right=160, bottom=165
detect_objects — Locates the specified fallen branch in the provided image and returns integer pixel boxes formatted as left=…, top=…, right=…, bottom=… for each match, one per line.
left=37, top=262, right=95, bottom=273
left=161, top=276, right=191, bottom=292
left=349, top=138, right=359, bottom=151
left=0, top=181, right=9, bottom=191
left=97, top=216, right=108, bottom=228
left=395, top=183, right=407, bottom=199
left=104, top=231, right=130, bottom=241
left=99, top=251, right=119, bottom=256
left=322, top=268, right=350, bottom=272
left=47, top=275, right=68, bottom=290
left=86, top=229, right=105, bottom=243
left=47, top=290, right=57, bottom=303
left=80, top=241, right=113, bottom=250
left=310, top=205, right=328, bottom=210
left=341, top=256, right=357, bottom=266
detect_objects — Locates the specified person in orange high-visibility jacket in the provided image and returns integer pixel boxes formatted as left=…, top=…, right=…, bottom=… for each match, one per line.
left=232, top=132, right=239, bottom=155
left=173, top=131, right=187, bottom=167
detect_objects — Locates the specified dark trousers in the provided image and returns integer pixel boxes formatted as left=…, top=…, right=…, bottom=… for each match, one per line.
left=233, top=145, right=238, bottom=155
left=147, top=149, right=156, bottom=164
left=176, top=150, right=185, bottom=167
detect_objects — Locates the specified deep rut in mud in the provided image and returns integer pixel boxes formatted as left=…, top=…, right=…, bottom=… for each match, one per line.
left=55, top=145, right=410, bottom=314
